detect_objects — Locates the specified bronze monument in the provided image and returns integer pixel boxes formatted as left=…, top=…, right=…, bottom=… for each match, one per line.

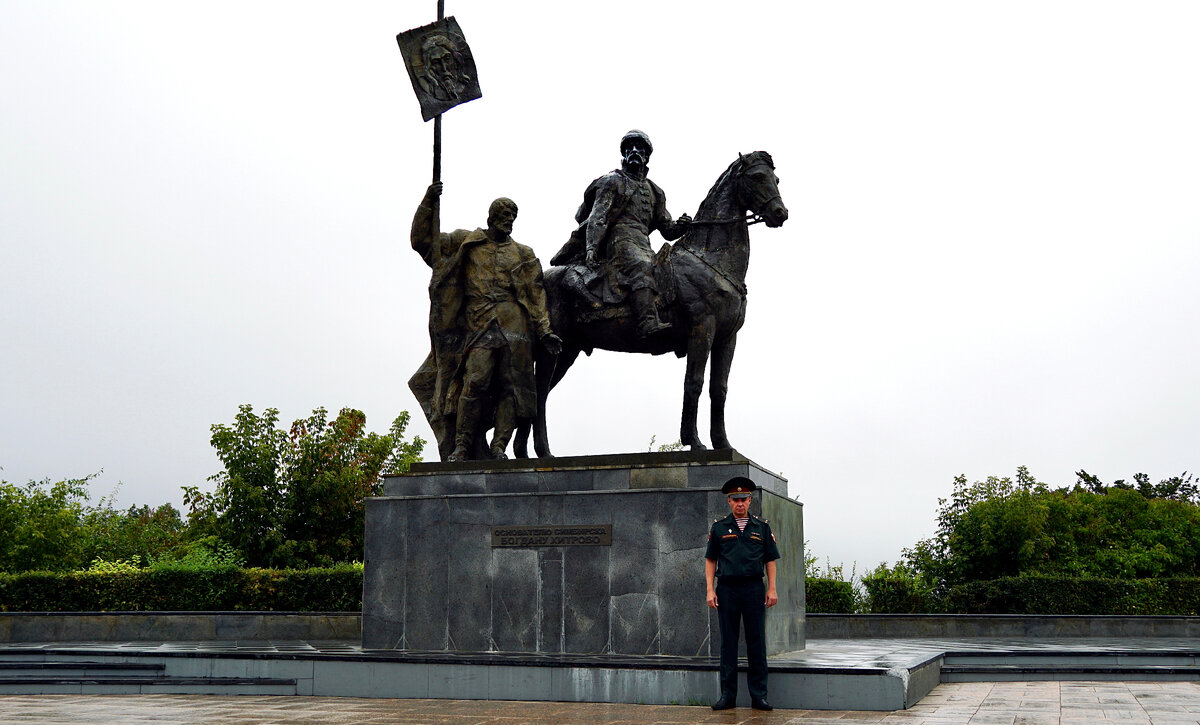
left=408, top=183, right=562, bottom=461
left=513, top=142, right=788, bottom=457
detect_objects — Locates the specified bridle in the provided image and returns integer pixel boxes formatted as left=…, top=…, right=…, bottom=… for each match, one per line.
left=687, top=157, right=780, bottom=228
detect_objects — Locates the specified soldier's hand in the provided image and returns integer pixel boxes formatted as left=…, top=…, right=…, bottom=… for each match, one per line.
left=542, top=333, right=563, bottom=356
left=707, top=590, right=719, bottom=609
left=676, top=213, right=692, bottom=226
left=585, top=249, right=598, bottom=269
left=765, top=588, right=778, bottom=608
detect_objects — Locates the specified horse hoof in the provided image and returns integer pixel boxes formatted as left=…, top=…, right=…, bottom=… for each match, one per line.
left=688, top=442, right=708, bottom=451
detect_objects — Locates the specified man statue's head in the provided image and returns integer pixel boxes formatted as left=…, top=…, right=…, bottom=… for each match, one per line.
left=487, top=197, right=518, bottom=237
left=620, top=129, right=653, bottom=175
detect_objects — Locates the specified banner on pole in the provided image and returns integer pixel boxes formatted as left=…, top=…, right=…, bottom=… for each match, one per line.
left=397, top=16, right=482, bottom=122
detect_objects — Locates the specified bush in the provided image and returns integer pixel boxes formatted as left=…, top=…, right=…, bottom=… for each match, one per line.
left=947, top=576, right=1200, bottom=615
left=0, top=565, right=363, bottom=612
left=806, top=578, right=856, bottom=613
left=861, top=563, right=940, bottom=613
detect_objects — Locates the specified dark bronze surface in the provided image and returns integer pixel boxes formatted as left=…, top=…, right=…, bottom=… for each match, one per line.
left=491, top=524, right=612, bottom=547
left=515, top=146, right=788, bottom=458
left=408, top=183, right=561, bottom=462
left=396, top=16, right=482, bottom=122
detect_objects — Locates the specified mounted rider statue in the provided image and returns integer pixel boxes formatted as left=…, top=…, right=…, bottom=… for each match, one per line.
left=551, top=130, right=692, bottom=338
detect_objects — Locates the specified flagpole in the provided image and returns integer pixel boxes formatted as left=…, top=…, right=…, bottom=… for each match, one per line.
left=432, top=0, right=444, bottom=184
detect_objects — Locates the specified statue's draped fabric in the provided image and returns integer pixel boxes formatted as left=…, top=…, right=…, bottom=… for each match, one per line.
left=409, top=201, right=553, bottom=455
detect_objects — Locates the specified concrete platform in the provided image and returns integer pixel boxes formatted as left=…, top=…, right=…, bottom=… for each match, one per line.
left=5, top=682, right=1200, bottom=724
left=4, top=635, right=1200, bottom=710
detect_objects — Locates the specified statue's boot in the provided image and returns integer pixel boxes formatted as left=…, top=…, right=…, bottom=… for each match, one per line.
left=448, top=397, right=483, bottom=462
left=489, top=398, right=516, bottom=459
left=633, top=288, right=670, bottom=337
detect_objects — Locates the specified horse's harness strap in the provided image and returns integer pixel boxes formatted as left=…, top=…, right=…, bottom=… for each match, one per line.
left=677, top=245, right=747, bottom=299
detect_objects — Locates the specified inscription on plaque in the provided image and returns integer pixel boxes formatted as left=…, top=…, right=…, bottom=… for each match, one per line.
left=491, top=525, right=612, bottom=547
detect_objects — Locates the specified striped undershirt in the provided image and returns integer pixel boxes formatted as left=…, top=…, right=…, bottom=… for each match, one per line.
left=734, top=516, right=749, bottom=531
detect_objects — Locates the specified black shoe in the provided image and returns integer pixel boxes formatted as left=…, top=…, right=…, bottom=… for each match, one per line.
left=711, top=695, right=735, bottom=710
left=751, top=698, right=773, bottom=711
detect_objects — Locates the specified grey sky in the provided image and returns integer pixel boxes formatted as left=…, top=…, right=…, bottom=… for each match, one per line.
left=2, top=1, right=1198, bottom=571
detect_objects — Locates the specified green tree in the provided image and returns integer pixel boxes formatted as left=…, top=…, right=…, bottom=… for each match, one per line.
left=903, top=467, right=1200, bottom=591
left=82, top=499, right=187, bottom=567
left=0, top=474, right=94, bottom=572
left=184, top=405, right=424, bottom=568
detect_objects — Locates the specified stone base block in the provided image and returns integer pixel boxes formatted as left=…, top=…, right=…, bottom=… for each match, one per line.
left=363, top=450, right=804, bottom=657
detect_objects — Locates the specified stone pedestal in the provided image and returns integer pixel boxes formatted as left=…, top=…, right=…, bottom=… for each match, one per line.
left=362, top=450, right=804, bottom=656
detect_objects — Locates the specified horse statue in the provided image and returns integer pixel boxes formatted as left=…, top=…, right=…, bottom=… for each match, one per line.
left=512, top=151, right=788, bottom=457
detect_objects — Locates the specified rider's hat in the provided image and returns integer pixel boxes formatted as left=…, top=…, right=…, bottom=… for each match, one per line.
left=722, top=476, right=756, bottom=499
left=620, top=129, right=653, bottom=155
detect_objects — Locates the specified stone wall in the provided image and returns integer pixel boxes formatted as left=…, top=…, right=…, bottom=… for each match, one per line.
left=363, top=451, right=805, bottom=656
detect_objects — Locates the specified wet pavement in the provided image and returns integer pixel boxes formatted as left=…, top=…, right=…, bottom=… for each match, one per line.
left=3, top=682, right=1200, bottom=724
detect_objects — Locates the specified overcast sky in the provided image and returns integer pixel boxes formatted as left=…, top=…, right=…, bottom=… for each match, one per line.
left=3, top=1, right=1198, bottom=571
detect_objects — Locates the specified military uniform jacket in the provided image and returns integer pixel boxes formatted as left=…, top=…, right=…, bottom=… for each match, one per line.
left=705, top=513, right=781, bottom=579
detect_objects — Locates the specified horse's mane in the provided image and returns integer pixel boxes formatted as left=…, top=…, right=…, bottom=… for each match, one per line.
left=694, top=151, right=775, bottom=220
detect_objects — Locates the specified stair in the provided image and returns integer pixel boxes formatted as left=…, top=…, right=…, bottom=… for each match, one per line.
left=941, top=650, right=1200, bottom=682
left=0, top=654, right=297, bottom=695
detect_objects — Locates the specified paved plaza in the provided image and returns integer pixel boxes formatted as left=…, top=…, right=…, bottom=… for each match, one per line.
left=3, top=681, right=1200, bottom=724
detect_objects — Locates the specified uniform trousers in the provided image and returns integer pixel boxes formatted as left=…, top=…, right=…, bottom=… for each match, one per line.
left=716, top=576, right=768, bottom=700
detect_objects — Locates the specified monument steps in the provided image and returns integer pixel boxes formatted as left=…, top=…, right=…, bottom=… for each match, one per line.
left=940, top=650, right=1200, bottom=682
left=0, top=653, right=297, bottom=695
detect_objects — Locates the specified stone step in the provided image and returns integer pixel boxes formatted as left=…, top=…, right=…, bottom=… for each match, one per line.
left=0, top=661, right=165, bottom=673
left=943, top=651, right=1200, bottom=667
left=0, top=675, right=298, bottom=695
left=941, top=663, right=1200, bottom=682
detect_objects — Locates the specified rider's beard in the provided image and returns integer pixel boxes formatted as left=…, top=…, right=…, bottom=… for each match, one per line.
left=622, top=152, right=648, bottom=178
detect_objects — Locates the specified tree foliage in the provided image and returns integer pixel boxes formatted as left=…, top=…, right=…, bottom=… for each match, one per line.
left=0, top=474, right=187, bottom=573
left=0, top=475, right=93, bottom=572
left=183, top=405, right=424, bottom=568
left=902, top=467, right=1200, bottom=591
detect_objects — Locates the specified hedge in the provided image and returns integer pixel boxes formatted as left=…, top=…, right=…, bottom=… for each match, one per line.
left=805, top=577, right=856, bottom=613
left=948, top=576, right=1200, bottom=615
left=862, top=571, right=939, bottom=614
left=0, top=567, right=362, bottom=612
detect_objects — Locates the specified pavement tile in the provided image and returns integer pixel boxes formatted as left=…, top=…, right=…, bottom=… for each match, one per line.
left=3, top=682, right=1200, bottom=723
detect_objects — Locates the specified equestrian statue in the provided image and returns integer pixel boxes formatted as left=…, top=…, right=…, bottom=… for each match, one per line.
left=513, top=131, right=788, bottom=457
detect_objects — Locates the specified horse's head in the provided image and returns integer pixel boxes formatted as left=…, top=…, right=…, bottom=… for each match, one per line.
left=735, top=151, right=788, bottom=228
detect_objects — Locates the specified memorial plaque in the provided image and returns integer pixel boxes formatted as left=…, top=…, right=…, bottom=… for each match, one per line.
left=491, top=524, right=612, bottom=547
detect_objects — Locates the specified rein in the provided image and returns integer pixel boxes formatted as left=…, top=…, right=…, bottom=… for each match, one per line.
left=690, top=213, right=767, bottom=227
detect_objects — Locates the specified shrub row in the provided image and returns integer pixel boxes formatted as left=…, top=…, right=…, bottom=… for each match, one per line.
left=0, top=566, right=362, bottom=612
left=805, top=577, right=856, bottom=613
left=947, top=576, right=1200, bottom=615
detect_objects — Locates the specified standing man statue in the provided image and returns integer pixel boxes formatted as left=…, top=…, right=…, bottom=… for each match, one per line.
left=705, top=476, right=780, bottom=712
left=409, top=182, right=562, bottom=461
left=551, top=130, right=691, bottom=337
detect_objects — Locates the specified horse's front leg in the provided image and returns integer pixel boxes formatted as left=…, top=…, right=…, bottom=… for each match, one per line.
left=681, top=318, right=716, bottom=450
left=709, top=332, right=738, bottom=450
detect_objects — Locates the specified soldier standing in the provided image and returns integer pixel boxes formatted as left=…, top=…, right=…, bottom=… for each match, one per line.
left=705, top=476, right=780, bottom=711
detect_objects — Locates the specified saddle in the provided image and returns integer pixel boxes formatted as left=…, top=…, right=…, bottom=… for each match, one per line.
left=559, top=244, right=677, bottom=326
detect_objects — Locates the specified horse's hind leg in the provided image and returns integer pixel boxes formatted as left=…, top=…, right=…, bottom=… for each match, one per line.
left=709, top=332, right=737, bottom=450
left=531, top=345, right=581, bottom=458
left=513, top=420, right=532, bottom=458
left=681, top=318, right=716, bottom=450
left=514, top=346, right=555, bottom=458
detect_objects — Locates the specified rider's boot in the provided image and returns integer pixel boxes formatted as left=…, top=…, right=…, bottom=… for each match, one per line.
left=632, top=288, right=670, bottom=337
